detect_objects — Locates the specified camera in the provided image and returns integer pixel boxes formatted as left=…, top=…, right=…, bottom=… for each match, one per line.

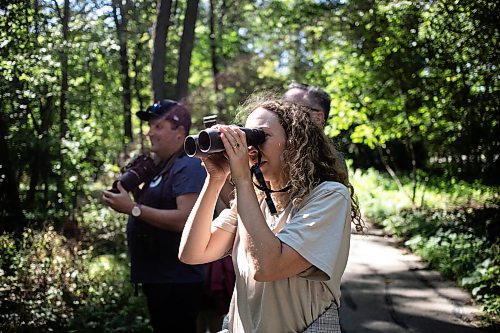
left=184, top=116, right=266, bottom=157
left=110, top=154, right=160, bottom=193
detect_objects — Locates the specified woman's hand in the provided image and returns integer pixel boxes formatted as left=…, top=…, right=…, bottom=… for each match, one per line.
left=200, top=151, right=230, bottom=182
left=219, top=126, right=252, bottom=185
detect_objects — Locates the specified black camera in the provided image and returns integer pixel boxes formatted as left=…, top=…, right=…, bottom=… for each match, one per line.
left=110, top=155, right=159, bottom=193
left=184, top=116, right=265, bottom=157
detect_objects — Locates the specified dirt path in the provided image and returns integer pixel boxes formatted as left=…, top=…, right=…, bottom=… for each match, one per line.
left=339, top=226, right=491, bottom=333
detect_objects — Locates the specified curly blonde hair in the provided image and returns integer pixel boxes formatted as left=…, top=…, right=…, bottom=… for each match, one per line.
left=238, top=94, right=364, bottom=232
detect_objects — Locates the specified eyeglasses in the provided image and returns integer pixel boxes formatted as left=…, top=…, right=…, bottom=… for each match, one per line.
left=293, top=102, right=323, bottom=114
left=308, top=106, right=323, bottom=113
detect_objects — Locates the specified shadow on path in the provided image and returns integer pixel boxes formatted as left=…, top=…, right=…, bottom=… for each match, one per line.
left=339, top=229, right=497, bottom=333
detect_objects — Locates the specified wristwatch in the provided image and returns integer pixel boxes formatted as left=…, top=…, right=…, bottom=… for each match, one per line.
left=131, top=203, right=142, bottom=217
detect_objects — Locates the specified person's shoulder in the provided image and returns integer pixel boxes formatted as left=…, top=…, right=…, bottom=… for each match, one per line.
left=175, top=154, right=203, bottom=169
left=169, top=155, right=205, bottom=178
left=171, top=155, right=206, bottom=185
left=311, top=181, right=349, bottom=201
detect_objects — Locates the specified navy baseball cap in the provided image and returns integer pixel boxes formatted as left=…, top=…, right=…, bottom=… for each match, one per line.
left=136, top=99, right=192, bottom=133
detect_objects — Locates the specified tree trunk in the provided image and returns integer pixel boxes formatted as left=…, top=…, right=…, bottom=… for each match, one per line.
left=209, top=0, right=219, bottom=93
left=209, top=0, right=224, bottom=114
left=403, top=108, right=418, bottom=204
left=175, top=0, right=200, bottom=101
left=132, top=39, right=148, bottom=151
left=0, top=108, right=26, bottom=232
left=52, top=0, right=71, bottom=225
left=25, top=90, right=53, bottom=203
left=59, top=0, right=70, bottom=139
left=405, top=137, right=418, bottom=204
left=112, top=0, right=133, bottom=141
left=151, top=0, right=173, bottom=101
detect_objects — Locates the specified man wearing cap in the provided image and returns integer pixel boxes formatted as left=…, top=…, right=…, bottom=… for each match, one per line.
left=103, top=99, right=206, bottom=333
left=283, top=82, right=349, bottom=178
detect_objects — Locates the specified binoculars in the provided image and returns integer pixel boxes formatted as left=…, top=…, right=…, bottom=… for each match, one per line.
left=184, top=127, right=266, bottom=157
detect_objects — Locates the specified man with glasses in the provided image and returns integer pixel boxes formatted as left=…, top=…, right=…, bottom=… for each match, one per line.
left=283, top=82, right=349, bottom=178
left=283, top=82, right=332, bottom=126
left=103, top=100, right=206, bottom=333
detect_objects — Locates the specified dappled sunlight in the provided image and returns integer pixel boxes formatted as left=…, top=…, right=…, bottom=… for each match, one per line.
left=341, top=234, right=484, bottom=332
left=1, top=0, right=497, bottom=331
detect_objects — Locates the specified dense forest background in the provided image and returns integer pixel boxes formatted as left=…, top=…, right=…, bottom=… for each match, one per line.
left=0, top=0, right=498, bottom=331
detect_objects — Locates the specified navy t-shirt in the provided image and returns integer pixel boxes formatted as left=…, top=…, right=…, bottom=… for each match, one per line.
left=127, top=154, right=207, bottom=284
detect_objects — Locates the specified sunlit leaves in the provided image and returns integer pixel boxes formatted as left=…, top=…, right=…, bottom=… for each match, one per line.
left=309, top=0, right=499, bottom=180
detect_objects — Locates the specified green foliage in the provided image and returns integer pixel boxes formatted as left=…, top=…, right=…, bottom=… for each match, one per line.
left=0, top=203, right=150, bottom=332
left=2, top=0, right=498, bottom=230
left=188, top=55, right=285, bottom=128
left=324, top=0, right=500, bottom=182
left=68, top=249, right=151, bottom=333
left=0, top=0, right=128, bottom=230
left=1, top=0, right=499, bottom=328
left=462, top=259, right=500, bottom=315
left=0, top=227, right=79, bottom=331
left=352, top=167, right=499, bottom=212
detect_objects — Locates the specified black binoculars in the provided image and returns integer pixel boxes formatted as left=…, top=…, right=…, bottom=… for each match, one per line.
left=184, top=127, right=266, bottom=157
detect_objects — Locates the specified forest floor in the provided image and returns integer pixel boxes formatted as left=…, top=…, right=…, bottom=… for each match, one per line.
left=339, top=222, right=498, bottom=333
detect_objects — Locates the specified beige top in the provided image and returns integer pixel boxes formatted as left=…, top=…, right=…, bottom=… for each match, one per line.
left=213, top=182, right=352, bottom=333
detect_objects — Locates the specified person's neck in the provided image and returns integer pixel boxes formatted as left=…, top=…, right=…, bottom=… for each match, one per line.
left=271, top=191, right=290, bottom=212
left=160, top=141, right=184, bottom=160
left=269, top=179, right=290, bottom=191
left=155, top=148, right=180, bottom=163
left=155, top=148, right=183, bottom=176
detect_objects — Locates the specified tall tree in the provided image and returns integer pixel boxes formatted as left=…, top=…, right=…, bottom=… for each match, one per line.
left=112, top=0, right=133, bottom=140
left=175, top=0, right=199, bottom=100
left=54, top=0, right=70, bottom=139
left=208, top=0, right=220, bottom=96
left=52, top=0, right=73, bottom=222
left=0, top=109, right=25, bottom=232
left=151, top=0, right=173, bottom=100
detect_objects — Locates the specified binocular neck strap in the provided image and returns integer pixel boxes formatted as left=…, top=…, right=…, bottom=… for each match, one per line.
left=250, top=149, right=291, bottom=216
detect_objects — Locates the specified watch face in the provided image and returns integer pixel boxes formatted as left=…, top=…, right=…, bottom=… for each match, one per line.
left=132, top=205, right=141, bottom=217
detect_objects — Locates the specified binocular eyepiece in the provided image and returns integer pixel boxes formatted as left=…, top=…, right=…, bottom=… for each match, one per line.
left=184, top=127, right=265, bottom=157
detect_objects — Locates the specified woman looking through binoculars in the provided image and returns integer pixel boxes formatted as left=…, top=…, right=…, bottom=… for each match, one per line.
left=179, top=95, right=363, bottom=332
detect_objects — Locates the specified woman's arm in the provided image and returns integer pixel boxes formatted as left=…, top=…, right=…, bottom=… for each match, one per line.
left=235, top=180, right=312, bottom=281
left=179, top=176, right=235, bottom=264
left=135, top=193, right=199, bottom=232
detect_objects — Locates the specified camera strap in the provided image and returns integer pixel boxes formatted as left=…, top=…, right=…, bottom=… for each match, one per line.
left=250, top=149, right=291, bottom=216
left=156, top=149, right=183, bottom=177
left=135, top=150, right=183, bottom=201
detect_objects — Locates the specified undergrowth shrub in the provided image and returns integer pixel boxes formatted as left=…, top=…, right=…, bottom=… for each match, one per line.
left=0, top=227, right=82, bottom=331
left=69, top=253, right=150, bottom=332
left=0, top=201, right=151, bottom=332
